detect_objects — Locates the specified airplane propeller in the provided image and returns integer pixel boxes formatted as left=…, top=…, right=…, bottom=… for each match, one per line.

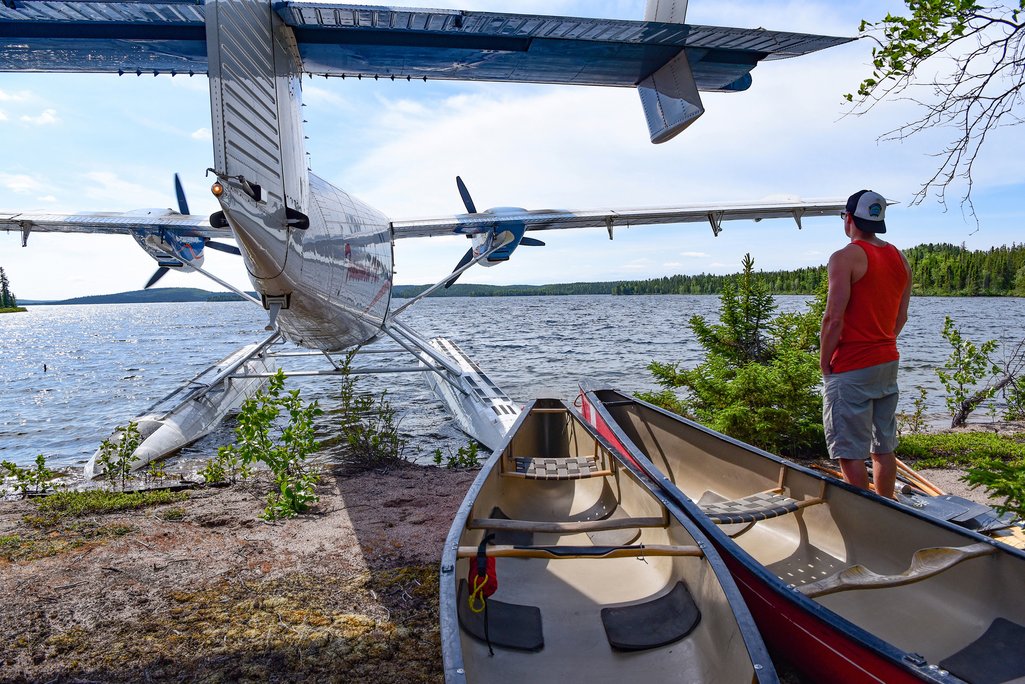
left=144, top=175, right=241, bottom=289
left=145, top=267, right=170, bottom=290
left=444, top=176, right=545, bottom=289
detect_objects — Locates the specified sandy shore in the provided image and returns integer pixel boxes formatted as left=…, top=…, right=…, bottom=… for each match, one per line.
left=0, top=451, right=1009, bottom=683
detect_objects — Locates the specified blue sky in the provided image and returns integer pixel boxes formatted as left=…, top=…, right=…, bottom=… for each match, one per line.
left=1, top=0, right=1023, bottom=300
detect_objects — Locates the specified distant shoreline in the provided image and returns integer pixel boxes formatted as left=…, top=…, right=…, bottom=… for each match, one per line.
left=18, top=286, right=1024, bottom=306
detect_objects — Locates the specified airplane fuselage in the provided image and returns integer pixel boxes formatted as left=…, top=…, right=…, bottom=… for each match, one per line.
left=221, top=173, right=394, bottom=352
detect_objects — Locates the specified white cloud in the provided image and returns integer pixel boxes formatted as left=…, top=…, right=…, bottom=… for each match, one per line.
left=680, top=251, right=709, bottom=258
left=0, top=89, right=31, bottom=102
left=191, top=127, right=212, bottom=141
left=0, top=174, right=43, bottom=194
left=36, top=195, right=57, bottom=203
left=0, top=110, right=6, bottom=121
left=20, top=108, right=59, bottom=126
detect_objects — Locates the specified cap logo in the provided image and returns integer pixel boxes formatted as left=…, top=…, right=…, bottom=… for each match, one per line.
left=868, top=202, right=882, bottom=218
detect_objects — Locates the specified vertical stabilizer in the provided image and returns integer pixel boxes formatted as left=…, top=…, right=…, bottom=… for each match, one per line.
left=205, top=0, right=308, bottom=277
left=645, top=0, right=689, bottom=23
left=638, top=0, right=702, bottom=144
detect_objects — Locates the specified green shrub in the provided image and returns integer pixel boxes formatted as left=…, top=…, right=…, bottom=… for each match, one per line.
left=335, top=353, right=407, bottom=472
left=217, top=369, right=323, bottom=520
left=641, top=254, right=826, bottom=459
left=937, top=316, right=1001, bottom=427
left=432, top=441, right=482, bottom=469
left=96, top=422, right=142, bottom=490
left=2, top=454, right=60, bottom=496
left=964, top=460, right=1025, bottom=519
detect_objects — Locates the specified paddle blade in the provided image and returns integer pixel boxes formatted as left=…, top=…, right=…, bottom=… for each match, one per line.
left=520, top=237, right=545, bottom=247
left=456, top=176, right=477, bottom=214
left=173, top=173, right=190, bottom=215
left=145, top=266, right=170, bottom=289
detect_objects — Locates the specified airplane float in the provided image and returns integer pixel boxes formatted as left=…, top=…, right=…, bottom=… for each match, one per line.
left=0, top=0, right=850, bottom=472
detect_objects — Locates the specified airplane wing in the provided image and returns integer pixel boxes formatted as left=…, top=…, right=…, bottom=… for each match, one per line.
left=0, top=2, right=850, bottom=141
left=390, top=199, right=847, bottom=239
left=0, top=210, right=229, bottom=239
left=1, top=2, right=848, bottom=85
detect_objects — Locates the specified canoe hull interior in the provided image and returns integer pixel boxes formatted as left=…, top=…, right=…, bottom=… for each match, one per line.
left=439, top=398, right=776, bottom=684
left=582, top=388, right=1025, bottom=684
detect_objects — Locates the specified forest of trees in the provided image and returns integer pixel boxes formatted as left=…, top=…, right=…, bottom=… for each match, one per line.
left=613, top=243, right=1025, bottom=297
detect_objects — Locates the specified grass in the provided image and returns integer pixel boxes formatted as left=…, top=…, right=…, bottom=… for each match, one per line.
left=1, top=489, right=190, bottom=563
left=897, top=431, right=1025, bottom=469
left=29, top=489, right=190, bottom=525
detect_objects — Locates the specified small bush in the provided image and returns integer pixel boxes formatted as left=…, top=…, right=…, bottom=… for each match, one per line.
left=96, top=422, right=142, bottom=490
left=432, top=441, right=482, bottom=469
left=2, top=454, right=61, bottom=496
left=335, top=353, right=407, bottom=472
left=217, top=369, right=323, bottom=520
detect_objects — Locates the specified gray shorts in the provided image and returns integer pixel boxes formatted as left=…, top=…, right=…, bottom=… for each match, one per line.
left=822, top=360, right=900, bottom=460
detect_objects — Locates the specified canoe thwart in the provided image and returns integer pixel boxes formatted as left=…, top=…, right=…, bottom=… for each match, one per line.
left=456, top=543, right=703, bottom=560
left=699, top=488, right=824, bottom=525
left=468, top=515, right=668, bottom=534
left=509, top=456, right=609, bottom=480
left=798, top=541, right=997, bottom=599
left=939, top=617, right=1025, bottom=684
left=457, top=580, right=544, bottom=652
left=601, top=581, right=701, bottom=651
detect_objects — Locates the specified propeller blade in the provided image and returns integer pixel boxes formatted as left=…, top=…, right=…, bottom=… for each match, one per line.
left=520, top=237, right=545, bottom=247
left=205, top=240, right=242, bottom=255
left=444, top=247, right=475, bottom=289
left=456, top=176, right=477, bottom=214
left=145, top=267, right=170, bottom=289
left=173, top=173, right=190, bottom=215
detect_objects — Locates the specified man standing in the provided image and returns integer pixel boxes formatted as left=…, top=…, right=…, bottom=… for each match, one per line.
left=820, top=190, right=912, bottom=499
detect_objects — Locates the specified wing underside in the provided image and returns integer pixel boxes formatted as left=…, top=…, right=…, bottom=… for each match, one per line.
left=390, top=200, right=847, bottom=239
left=0, top=1, right=849, bottom=92
left=0, top=211, right=228, bottom=238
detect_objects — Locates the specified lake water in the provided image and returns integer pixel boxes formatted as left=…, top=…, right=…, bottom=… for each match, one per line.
left=2, top=295, right=1023, bottom=472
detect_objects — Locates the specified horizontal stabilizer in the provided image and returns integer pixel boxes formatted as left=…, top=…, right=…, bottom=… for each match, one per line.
left=638, top=48, right=704, bottom=144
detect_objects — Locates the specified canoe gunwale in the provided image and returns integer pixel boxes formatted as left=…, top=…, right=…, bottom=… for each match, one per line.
left=580, top=387, right=1023, bottom=684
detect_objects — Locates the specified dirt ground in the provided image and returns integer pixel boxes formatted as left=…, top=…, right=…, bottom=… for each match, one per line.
left=0, top=454, right=1007, bottom=684
left=0, top=464, right=476, bottom=683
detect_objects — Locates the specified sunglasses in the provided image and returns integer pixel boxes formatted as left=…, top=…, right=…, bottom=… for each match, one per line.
left=840, top=212, right=848, bottom=220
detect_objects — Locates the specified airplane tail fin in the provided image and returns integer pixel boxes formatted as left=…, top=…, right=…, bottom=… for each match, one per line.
left=204, top=0, right=308, bottom=220
left=637, top=0, right=704, bottom=144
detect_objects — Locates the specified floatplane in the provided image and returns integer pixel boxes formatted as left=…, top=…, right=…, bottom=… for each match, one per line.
left=1, top=0, right=850, bottom=474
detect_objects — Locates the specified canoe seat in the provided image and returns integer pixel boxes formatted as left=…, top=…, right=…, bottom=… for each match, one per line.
left=513, top=456, right=608, bottom=480
left=601, top=582, right=701, bottom=651
left=698, top=489, right=804, bottom=524
left=797, top=541, right=996, bottom=599
left=940, top=618, right=1025, bottom=684
left=457, top=580, right=544, bottom=652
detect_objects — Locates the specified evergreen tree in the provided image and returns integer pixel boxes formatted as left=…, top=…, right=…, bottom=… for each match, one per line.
left=639, top=254, right=826, bottom=459
left=0, top=267, right=12, bottom=308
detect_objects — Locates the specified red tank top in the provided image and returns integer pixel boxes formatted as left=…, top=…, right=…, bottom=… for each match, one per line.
left=830, top=241, right=908, bottom=373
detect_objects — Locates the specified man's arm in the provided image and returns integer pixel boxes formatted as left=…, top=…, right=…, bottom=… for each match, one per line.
left=820, top=247, right=855, bottom=376
left=894, top=252, right=912, bottom=336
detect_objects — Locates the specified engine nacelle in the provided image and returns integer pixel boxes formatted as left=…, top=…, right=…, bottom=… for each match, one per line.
left=131, top=224, right=206, bottom=272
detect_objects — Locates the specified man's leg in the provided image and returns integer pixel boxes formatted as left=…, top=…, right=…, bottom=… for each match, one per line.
left=871, top=451, right=897, bottom=499
left=838, top=457, right=870, bottom=490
